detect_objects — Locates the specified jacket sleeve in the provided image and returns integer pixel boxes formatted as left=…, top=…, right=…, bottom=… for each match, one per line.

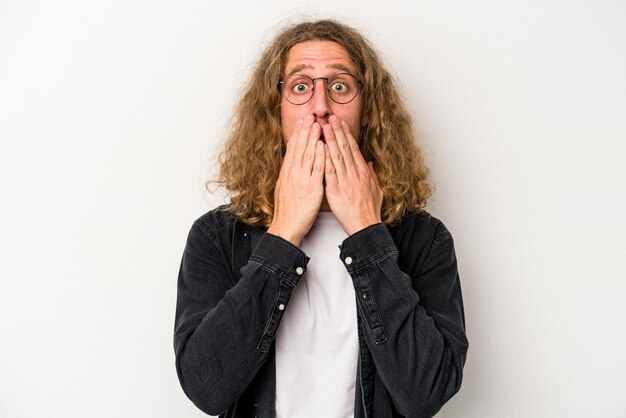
left=339, top=220, right=468, bottom=418
left=173, top=218, right=309, bottom=416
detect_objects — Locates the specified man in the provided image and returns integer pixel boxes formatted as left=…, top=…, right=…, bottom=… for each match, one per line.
left=174, top=19, right=468, bottom=418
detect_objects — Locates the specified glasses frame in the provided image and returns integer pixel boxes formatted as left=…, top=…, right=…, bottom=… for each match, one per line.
left=278, top=72, right=363, bottom=105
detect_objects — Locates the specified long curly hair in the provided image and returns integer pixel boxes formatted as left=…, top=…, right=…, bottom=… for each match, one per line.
left=207, top=19, right=433, bottom=227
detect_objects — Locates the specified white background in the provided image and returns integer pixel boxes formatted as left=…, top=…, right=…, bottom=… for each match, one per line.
left=1, top=0, right=625, bottom=417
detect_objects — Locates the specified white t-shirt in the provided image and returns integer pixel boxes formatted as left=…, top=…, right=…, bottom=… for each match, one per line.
left=274, top=210, right=359, bottom=418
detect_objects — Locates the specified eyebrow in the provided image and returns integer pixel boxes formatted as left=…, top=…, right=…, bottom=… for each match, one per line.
left=285, top=63, right=355, bottom=77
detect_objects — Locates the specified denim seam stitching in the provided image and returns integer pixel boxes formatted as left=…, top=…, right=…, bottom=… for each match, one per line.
left=249, top=257, right=298, bottom=287
left=256, top=277, right=283, bottom=353
left=350, top=247, right=398, bottom=274
left=432, top=231, right=452, bottom=245
left=362, top=269, right=388, bottom=344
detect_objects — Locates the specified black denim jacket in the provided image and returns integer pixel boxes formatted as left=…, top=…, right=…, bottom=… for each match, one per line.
left=174, top=206, right=468, bottom=418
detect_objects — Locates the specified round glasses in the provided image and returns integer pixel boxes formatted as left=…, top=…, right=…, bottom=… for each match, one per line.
left=279, top=73, right=362, bottom=105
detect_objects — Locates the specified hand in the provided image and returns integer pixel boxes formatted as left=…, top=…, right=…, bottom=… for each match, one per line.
left=267, top=115, right=326, bottom=247
left=323, top=115, right=384, bottom=236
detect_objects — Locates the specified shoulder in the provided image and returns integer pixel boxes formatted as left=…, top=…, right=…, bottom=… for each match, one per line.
left=390, top=209, right=453, bottom=245
left=190, top=204, right=240, bottom=239
left=389, top=210, right=458, bottom=279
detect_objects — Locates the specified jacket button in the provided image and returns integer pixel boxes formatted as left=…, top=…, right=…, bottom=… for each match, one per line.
left=345, top=256, right=353, bottom=265
left=278, top=303, right=285, bottom=311
left=295, top=266, right=304, bottom=275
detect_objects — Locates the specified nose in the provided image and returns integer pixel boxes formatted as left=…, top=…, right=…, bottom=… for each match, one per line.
left=310, top=79, right=332, bottom=121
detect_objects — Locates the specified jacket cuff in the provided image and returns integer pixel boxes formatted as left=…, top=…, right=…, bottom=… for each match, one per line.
left=250, top=232, right=310, bottom=284
left=339, top=223, right=398, bottom=271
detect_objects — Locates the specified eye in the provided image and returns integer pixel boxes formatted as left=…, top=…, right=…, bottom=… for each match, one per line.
left=330, top=82, right=348, bottom=93
left=292, top=82, right=310, bottom=94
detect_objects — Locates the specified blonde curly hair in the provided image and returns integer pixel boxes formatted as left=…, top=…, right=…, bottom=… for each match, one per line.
left=207, top=19, right=432, bottom=227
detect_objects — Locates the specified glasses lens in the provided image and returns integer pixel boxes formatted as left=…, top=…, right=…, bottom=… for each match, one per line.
left=282, top=73, right=360, bottom=105
left=327, top=74, right=359, bottom=104
left=283, top=75, right=314, bottom=105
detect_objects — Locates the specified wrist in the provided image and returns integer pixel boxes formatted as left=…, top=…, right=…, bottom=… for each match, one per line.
left=346, top=219, right=382, bottom=236
left=267, top=224, right=303, bottom=247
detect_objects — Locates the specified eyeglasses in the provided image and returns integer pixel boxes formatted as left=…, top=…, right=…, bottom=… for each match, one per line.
left=278, top=73, right=362, bottom=105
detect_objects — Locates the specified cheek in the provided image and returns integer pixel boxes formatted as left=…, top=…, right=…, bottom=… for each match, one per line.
left=347, top=109, right=363, bottom=137
left=280, top=103, right=301, bottom=138
left=281, top=119, right=296, bottom=143
left=280, top=105, right=291, bottom=140
left=350, top=124, right=361, bottom=141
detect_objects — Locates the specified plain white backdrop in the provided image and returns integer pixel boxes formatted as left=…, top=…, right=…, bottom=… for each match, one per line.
left=1, top=0, right=625, bottom=417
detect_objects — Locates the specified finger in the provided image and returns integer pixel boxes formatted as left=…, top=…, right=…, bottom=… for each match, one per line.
left=293, top=115, right=315, bottom=162
left=311, top=140, right=325, bottom=182
left=300, top=122, right=321, bottom=171
left=322, top=123, right=347, bottom=182
left=368, top=161, right=384, bottom=199
left=340, top=119, right=368, bottom=171
left=283, top=118, right=304, bottom=168
left=329, top=116, right=357, bottom=173
left=324, top=142, right=338, bottom=190
left=368, top=162, right=379, bottom=185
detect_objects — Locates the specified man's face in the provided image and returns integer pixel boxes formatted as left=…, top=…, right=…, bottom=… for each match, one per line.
left=280, top=40, right=364, bottom=143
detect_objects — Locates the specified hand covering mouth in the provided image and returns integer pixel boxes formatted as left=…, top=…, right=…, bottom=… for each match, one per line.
left=319, top=123, right=328, bottom=142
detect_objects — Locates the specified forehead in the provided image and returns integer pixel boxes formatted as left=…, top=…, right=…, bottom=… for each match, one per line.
left=284, top=40, right=357, bottom=76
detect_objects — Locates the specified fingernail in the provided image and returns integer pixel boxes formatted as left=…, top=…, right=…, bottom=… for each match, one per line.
left=305, top=115, right=314, bottom=123
left=297, top=119, right=303, bottom=126
left=329, top=115, right=337, bottom=124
